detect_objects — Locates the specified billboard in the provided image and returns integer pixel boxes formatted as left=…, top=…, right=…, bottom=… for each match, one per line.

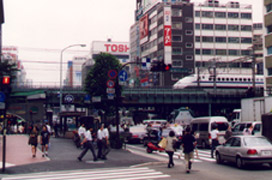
left=139, top=14, right=149, bottom=40
left=164, top=6, right=172, bottom=64
left=91, top=41, right=129, bottom=56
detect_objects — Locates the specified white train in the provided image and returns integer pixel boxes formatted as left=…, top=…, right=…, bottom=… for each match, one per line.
left=173, top=74, right=264, bottom=89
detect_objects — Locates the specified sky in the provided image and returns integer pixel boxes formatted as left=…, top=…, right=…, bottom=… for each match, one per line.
left=2, top=0, right=264, bottom=86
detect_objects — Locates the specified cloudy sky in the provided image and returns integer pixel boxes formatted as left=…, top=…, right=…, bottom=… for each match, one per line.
left=2, top=0, right=264, bottom=86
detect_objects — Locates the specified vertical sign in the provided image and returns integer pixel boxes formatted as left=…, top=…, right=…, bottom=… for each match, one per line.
left=139, top=14, right=149, bottom=44
left=164, top=6, right=172, bottom=65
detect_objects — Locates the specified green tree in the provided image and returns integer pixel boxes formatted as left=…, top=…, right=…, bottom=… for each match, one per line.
left=84, top=53, right=122, bottom=117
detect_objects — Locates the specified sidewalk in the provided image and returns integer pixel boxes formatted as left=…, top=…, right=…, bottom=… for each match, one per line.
left=0, top=135, right=157, bottom=175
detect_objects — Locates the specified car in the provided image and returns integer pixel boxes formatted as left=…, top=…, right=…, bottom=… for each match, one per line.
left=232, top=121, right=262, bottom=136
left=215, top=135, right=272, bottom=169
left=127, top=124, right=146, bottom=143
left=161, top=124, right=184, bottom=148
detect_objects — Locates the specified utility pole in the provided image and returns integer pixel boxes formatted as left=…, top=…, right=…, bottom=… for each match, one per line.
left=251, top=46, right=256, bottom=96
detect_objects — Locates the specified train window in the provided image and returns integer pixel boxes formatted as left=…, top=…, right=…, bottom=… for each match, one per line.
left=218, top=78, right=221, bottom=81
left=239, top=78, right=242, bottom=81
left=230, top=78, right=234, bottom=81
left=222, top=78, right=225, bottom=81
left=243, top=78, right=246, bottom=82
left=226, top=78, right=229, bottom=81
left=235, top=78, right=238, bottom=81
left=248, top=78, right=251, bottom=82
left=202, top=76, right=205, bottom=79
left=209, top=78, right=212, bottom=81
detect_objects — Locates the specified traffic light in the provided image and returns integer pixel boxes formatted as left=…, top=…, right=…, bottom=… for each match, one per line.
left=165, top=64, right=172, bottom=71
left=2, top=76, right=10, bottom=85
left=150, top=62, right=172, bottom=72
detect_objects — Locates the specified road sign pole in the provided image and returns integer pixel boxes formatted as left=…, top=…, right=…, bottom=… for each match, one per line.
left=2, top=106, right=6, bottom=173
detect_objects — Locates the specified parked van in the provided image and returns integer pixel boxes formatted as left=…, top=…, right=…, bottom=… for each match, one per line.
left=191, top=116, right=229, bottom=148
left=232, top=121, right=262, bottom=136
left=142, top=119, right=167, bottom=127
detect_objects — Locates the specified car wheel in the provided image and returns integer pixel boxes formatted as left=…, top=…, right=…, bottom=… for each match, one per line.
left=146, top=147, right=153, bottom=154
left=201, top=141, right=206, bottom=149
left=236, top=157, right=244, bottom=169
left=216, top=152, right=222, bottom=164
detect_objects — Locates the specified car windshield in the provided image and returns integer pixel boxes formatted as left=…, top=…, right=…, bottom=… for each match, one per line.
left=244, top=137, right=272, bottom=147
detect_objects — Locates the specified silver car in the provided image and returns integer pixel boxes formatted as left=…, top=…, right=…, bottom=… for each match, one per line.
left=215, top=136, right=272, bottom=168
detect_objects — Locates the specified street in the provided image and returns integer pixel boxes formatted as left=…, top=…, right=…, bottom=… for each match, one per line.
left=0, top=135, right=272, bottom=180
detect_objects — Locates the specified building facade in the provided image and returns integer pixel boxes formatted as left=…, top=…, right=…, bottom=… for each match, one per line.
left=264, top=0, right=272, bottom=96
left=131, top=0, right=195, bottom=87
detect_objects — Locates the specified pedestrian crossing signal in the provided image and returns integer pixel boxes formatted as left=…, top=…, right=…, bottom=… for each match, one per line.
left=2, top=76, right=10, bottom=85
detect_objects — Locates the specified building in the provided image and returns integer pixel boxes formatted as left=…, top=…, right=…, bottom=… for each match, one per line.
left=264, top=0, right=272, bottom=96
left=194, top=0, right=255, bottom=75
left=81, top=40, right=130, bottom=87
left=131, top=0, right=195, bottom=87
left=253, top=23, right=264, bottom=75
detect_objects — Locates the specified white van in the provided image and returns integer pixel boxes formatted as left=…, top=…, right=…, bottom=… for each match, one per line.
left=191, top=116, right=229, bottom=148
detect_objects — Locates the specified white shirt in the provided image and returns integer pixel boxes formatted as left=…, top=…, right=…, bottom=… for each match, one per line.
left=103, top=128, right=109, bottom=139
left=78, top=126, right=86, bottom=137
left=211, top=129, right=219, bottom=140
left=97, top=128, right=109, bottom=140
left=84, top=130, right=93, bottom=141
left=46, top=125, right=51, bottom=133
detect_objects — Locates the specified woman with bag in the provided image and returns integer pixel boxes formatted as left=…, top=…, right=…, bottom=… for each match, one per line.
left=165, top=130, right=177, bottom=168
left=28, top=126, right=39, bottom=158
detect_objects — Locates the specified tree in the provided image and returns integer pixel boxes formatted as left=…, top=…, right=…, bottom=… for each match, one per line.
left=84, top=53, right=122, bottom=118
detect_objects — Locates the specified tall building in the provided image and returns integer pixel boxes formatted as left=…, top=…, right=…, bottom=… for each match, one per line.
left=264, top=0, right=272, bottom=96
left=131, top=0, right=195, bottom=86
left=194, top=0, right=255, bottom=75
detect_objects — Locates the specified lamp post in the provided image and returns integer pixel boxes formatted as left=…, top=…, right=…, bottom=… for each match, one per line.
left=59, top=44, right=86, bottom=114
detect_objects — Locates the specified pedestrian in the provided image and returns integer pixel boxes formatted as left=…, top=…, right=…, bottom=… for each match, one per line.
left=192, top=131, right=199, bottom=159
left=78, top=123, right=86, bottom=143
left=28, top=126, right=39, bottom=158
left=181, top=126, right=196, bottom=174
left=224, top=125, right=232, bottom=140
left=97, top=124, right=110, bottom=160
left=77, top=126, right=97, bottom=162
left=53, top=122, right=59, bottom=138
left=40, top=125, right=50, bottom=157
left=146, top=123, right=152, bottom=141
left=243, top=124, right=254, bottom=135
left=210, top=124, right=219, bottom=158
left=165, top=130, right=177, bottom=168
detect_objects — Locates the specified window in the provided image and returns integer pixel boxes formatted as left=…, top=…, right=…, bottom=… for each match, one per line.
left=268, top=46, right=272, bottom=55
left=185, top=17, right=193, bottom=23
left=202, top=36, right=214, bottom=42
left=186, top=55, right=193, bottom=60
left=195, top=36, right=201, bottom=42
left=228, top=37, right=240, bottom=43
left=241, top=25, right=252, bottom=31
left=202, top=49, right=214, bottom=55
left=228, top=25, right=239, bottom=31
left=172, top=47, right=183, bottom=55
left=172, top=35, right=182, bottom=42
left=216, top=49, right=227, bottom=55
left=202, top=11, right=213, bottom=18
left=150, top=16, right=157, bottom=24
left=199, top=123, right=208, bottom=131
left=196, top=49, right=201, bottom=55
left=241, top=13, right=252, bottom=19
left=267, top=25, right=272, bottom=34
left=172, top=22, right=182, bottom=29
left=172, top=8, right=182, bottom=17
left=268, top=68, right=272, bottom=75
left=241, top=50, right=251, bottom=56
left=202, top=24, right=213, bottom=30
left=215, top=12, right=226, bottom=18
left=228, top=12, right=239, bottom=18
left=231, top=137, right=241, bottom=147
left=215, top=24, right=226, bottom=30
left=229, top=49, right=240, bottom=56
left=195, top=11, right=200, bottom=17
left=241, top=37, right=252, bottom=44
left=267, top=3, right=272, bottom=13
left=195, top=24, right=201, bottom=30
left=172, top=60, right=183, bottom=67
left=185, top=30, right=193, bottom=35
left=215, top=37, right=226, bottom=43
left=186, top=43, right=193, bottom=48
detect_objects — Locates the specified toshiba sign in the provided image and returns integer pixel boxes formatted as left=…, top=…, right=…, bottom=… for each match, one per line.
left=92, top=41, right=130, bottom=55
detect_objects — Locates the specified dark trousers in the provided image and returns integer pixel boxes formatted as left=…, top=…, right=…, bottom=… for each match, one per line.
left=78, top=141, right=97, bottom=160
left=97, top=139, right=110, bottom=158
left=211, top=139, right=219, bottom=158
left=97, top=140, right=103, bottom=158
left=166, top=151, right=174, bottom=166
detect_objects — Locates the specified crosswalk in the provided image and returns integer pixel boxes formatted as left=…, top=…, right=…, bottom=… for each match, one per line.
left=2, top=167, right=170, bottom=180
left=127, top=145, right=216, bottom=163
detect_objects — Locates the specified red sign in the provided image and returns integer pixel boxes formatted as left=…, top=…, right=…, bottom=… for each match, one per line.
left=106, top=80, right=115, bottom=88
left=104, top=44, right=129, bottom=53
left=164, top=25, right=172, bottom=46
left=140, top=14, right=149, bottom=40
left=108, top=70, right=118, bottom=79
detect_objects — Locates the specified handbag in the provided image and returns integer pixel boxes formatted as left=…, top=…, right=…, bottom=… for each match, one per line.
left=158, top=137, right=167, bottom=149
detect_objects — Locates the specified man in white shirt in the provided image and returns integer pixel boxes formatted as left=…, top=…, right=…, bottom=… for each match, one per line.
left=78, top=124, right=86, bottom=141
left=77, top=127, right=97, bottom=162
left=210, top=124, right=219, bottom=158
left=97, top=124, right=110, bottom=160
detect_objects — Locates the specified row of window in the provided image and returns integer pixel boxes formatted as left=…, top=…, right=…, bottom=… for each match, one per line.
left=267, top=3, right=272, bottom=13
left=195, top=11, right=252, bottom=19
left=195, top=24, right=252, bottom=31
left=207, top=77, right=263, bottom=83
left=195, top=49, right=251, bottom=56
left=268, top=46, right=272, bottom=55
left=195, top=36, right=252, bottom=44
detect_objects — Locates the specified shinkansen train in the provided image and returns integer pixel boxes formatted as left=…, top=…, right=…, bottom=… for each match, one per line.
left=173, top=74, right=264, bottom=89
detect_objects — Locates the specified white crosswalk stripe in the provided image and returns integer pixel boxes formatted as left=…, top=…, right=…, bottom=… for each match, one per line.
left=2, top=167, right=170, bottom=180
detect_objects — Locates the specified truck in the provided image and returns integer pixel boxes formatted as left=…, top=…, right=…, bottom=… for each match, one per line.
left=231, top=96, right=272, bottom=124
left=170, top=107, right=194, bottom=125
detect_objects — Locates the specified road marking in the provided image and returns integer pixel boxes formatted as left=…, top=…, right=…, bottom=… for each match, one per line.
left=2, top=167, right=170, bottom=180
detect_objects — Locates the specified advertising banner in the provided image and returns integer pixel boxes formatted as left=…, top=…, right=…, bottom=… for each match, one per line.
left=92, top=41, right=129, bottom=56
left=139, top=14, right=149, bottom=40
left=164, top=25, right=172, bottom=46
left=164, top=6, right=172, bottom=64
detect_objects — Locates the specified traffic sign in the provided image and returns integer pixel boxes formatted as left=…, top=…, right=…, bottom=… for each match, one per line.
left=106, top=80, right=115, bottom=88
left=64, top=94, right=74, bottom=103
left=108, top=69, right=118, bottom=79
left=0, top=92, right=5, bottom=102
left=107, top=94, right=114, bottom=100
left=119, top=70, right=128, bottom=82
left=107, top=88, right=115, bottom=94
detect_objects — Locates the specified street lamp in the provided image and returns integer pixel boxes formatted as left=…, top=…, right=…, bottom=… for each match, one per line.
left=59, top=44, right=86, bottom=113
